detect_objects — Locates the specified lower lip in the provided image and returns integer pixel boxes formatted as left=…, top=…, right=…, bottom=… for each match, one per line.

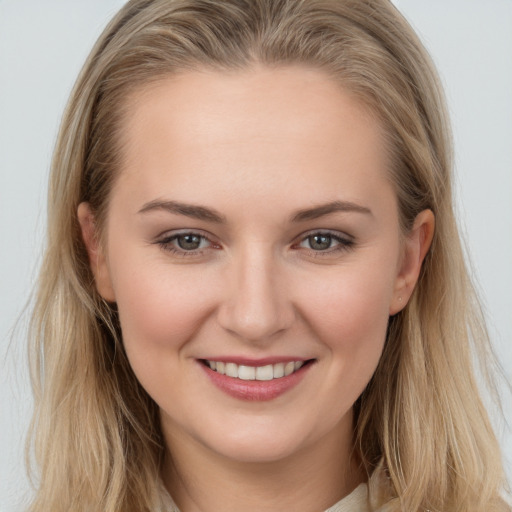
left=199, top=361, right=313, bottom=401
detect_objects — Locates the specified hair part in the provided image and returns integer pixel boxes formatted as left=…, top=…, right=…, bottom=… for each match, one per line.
left=28, top=1, right=509, bottom=511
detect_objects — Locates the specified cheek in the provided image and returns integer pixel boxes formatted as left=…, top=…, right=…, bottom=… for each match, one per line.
left=301, top=260, right=395, bottom=343
left=108, top=255, right=223, bottom=409
left=295, top=259, right=396, bottom=399
left=108, top=250, right=219, bottom=360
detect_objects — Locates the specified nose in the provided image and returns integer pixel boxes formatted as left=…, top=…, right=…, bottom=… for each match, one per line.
left=216, top=246, right=295, bottom=343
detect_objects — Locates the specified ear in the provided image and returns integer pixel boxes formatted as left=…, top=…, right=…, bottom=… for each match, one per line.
left=389, top=209, right=435, bottom=315
left=77, top=202, right=116, bottom=302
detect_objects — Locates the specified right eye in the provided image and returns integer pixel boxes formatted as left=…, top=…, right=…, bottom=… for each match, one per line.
left=295, top=230, right=355, bottom=256
left=302, top=233, right=337, bottom=251
left=173, top=233, right=209, bottom=251
left=156, top=231, right=218, bottom=257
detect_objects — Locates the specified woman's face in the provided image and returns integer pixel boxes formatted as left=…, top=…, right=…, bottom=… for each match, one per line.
left=80, top=66, right=429, bottom=464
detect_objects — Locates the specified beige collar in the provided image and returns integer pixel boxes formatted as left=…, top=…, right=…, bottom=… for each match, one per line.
left=158, top=482, right=370, bottom=512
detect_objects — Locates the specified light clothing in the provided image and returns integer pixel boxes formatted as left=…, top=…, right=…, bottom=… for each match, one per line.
left=158, top=482, right=370, bottom=512
left=324, top=483, right=370, bottom=512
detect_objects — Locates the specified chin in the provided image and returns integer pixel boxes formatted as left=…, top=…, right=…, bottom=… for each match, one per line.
left=194, top=413, right=327, bottom=464
left=211, top=435, right=305, bottom=464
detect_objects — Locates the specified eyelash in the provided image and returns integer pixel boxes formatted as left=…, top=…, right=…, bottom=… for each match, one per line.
left=155, top=230, right=218, bottom=258
left=155, top=230, right=355, bottom=258
left=294, top=230, right=355, bottom=256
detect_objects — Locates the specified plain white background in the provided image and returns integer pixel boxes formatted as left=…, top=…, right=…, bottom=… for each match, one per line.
left=1, top=1, right=511, bottom=510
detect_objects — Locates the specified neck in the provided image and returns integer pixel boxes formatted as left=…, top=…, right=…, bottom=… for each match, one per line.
left=161, top=411, right=365, bottom=512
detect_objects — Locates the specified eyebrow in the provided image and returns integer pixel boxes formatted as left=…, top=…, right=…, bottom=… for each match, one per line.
left=138, top=198, right=372, bottom=223
left=138, top=199, right=226, bottom=223
left=290, top=200, right=372, bottom=222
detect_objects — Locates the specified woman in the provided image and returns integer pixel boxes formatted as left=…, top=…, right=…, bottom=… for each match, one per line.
left=27, top=0, right=510, bottom=511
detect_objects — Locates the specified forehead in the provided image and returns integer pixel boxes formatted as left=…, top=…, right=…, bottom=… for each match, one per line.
left=112, top=65, right=394, bottom=215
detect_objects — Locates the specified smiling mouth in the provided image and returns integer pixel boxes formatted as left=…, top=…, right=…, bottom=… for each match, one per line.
left=201, top=359, right=314, bottom=381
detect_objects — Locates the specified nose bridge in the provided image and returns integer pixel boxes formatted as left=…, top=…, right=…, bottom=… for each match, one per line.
left=218, top=243, right=293, bottom=341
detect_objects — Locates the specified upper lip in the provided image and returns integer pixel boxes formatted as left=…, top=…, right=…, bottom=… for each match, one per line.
left=199, top=356, right=313, bottom=366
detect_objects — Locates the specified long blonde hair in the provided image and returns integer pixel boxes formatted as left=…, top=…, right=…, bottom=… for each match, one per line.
left=28, top=1, right=509, bottom=511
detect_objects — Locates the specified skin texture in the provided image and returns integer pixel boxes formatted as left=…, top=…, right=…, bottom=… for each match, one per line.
left=78, top=66, right=434, bottom=512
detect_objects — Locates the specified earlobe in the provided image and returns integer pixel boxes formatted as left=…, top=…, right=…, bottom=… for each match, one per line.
left=77, top=202, right=116, bottom=302
left=390, top=209, right=435, bottom=315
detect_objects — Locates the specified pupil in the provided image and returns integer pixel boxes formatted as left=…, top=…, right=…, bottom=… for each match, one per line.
left=310, top=234, right=331, bottom=250
left=178, top=234, right=201, bottom=250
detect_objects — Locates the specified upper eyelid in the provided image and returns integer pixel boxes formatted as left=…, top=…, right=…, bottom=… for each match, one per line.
left=294, top=228, right=354, bottom=243
left=156, top=228, right=216, bottom=242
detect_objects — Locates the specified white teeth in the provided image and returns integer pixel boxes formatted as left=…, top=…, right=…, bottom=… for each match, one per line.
left=255, top=364, right=273, bottom=381
left=225, top=362, right=238, bottom=378
left=205, top=360, right=308, bottom=380
left=273, top=363, right=285, bottom=378
left=238, top=365, right=256, bottom=380
left=284, top=362, right=295, bottom=376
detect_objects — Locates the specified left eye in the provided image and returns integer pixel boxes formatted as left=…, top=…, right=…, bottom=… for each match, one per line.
left=174, top=233, right=208, bottom=251
left=298, top=232, right=352, bottom=252
left=303, top=233, right=334, bottom=251
left=158, top=232, right=212, bottom=253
